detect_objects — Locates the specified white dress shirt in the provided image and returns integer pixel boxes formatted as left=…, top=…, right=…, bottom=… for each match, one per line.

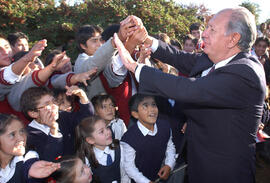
left=109, top=118, right=127, bottom=140
left=28, top=120, right=62, bottom=138
left=0, top=151, right=39, bottom=183
left=121, top=120, right=176, bottom=183
left=3, top=64, right=22, bottom=84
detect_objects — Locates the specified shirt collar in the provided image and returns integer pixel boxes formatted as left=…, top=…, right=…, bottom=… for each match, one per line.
left=0, top=156, right=23, bottom=182
left=137, top=120, right=158, bottom=136
left=214, top=54, right=237, bottom=70
left=93, top=146, right=111, bottom=159
left=28, top=120, right=50, bottom=135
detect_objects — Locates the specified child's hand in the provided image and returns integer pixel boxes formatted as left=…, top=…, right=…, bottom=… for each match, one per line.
left=158, top=165, right=171, bottom=180
left=39, top=107, right=59, bottom=136
left=24, top=39, right=47, bottom=62
left=71, top=67, right=97, bottom=86
left=138, top=44, right=151, bottom=64
left=49, top=51, right=70, bottom=72
left=65, top=85, right=89, bottom=104
left=29, top=160, right=60, bottom=178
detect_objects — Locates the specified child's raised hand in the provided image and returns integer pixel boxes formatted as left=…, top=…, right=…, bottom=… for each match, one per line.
left=71, top=67, right=97, bottom=86
left=138, top=44, right=151, bottom=64
left=65, top=85, right=89, bottom=104
left=49, top=51, right=70, bottom=71
left=39, top=107, right=59, bottom=136
left=158, top=165, right=171, bottom=180
left=25, top=39, right=47, bottom=62
left=29, top=160, right=60, bottom=178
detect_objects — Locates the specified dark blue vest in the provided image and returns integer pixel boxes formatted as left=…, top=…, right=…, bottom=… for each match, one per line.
left=90, top=146, right=121, bottom=183
left=121, top=117, right=171, bottom=181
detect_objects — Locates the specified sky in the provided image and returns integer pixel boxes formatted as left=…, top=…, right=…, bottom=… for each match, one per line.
left=62, top=0, right=270, bottom=23
left=175, top=0, right=270, bottom=23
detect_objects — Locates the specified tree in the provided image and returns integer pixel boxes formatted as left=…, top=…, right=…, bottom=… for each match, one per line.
left=0, top=0, right=204, bottom=62
left=239, top=1, right=260, bottom=24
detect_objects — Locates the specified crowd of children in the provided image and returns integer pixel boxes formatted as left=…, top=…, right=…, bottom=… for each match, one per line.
left=1, top=12, right=270, bottom=183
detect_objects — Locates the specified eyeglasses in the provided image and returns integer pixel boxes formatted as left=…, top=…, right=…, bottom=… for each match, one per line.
left=35, top=98, right=58, bottom=110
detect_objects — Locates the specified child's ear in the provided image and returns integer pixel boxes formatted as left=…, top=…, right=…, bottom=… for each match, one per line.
left=131, top=111, right=139, bottom=119
left=27, top=110, right=39, bottom=119
left=86, top=137, right=95, bottom=145
left=80, top=43, right=87, bottom=51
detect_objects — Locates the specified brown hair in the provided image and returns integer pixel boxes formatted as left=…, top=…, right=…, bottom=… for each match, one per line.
left=75, top=116, right=119, bottom=168
left=50, top=156, right=78, bottom=183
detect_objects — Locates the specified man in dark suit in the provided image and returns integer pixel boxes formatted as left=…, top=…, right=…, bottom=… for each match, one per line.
left=115, top=7, right=266, bottom=183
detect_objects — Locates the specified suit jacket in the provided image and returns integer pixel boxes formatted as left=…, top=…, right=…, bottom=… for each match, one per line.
left=139, top=40, right=266, bottom=183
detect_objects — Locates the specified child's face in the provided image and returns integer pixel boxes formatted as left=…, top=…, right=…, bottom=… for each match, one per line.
left=183, top=39, right=196, bottom=53
left=0, top=120, right=27, bottom=160
left=81, top=32, right=103, bottom=56
left=12, top=38, right=29, bottom=54
left=73, top=158, right=92, bottom=183
left=57, top=93, right=72, bottom=112
left=132, top=97, right=158, bottom=127
left=36, top=94, right=59, bottom=121
left=0, top=38, right=12, bottom=67
left=95, top=99, right=115, bottom=123
left=255, top=41, right=268, bottom=57
left=86, top=120, right=112, bottom=150
left=191, top=29, right=202, bottom=40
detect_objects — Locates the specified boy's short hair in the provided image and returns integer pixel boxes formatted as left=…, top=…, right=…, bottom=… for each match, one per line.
left=128, top=93, right=155, bottom=113
left=7, top=32, right=29, bottom=47
left=170, top=39, right=182, bottom=50
left=75, top=25, right=103, bottom=53
left=101, top=24, right=120, bottom=42
left=20, top=87, right=53, bottom=120
left=44, top=50, right=61, bottom=66
left=183, top=34, right=198, bottom=48
left=254, top=36, right=270, bottom=47
left=189, top=23, right=204, bottom=32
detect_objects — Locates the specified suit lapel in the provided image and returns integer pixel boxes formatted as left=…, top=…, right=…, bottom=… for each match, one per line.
left=189, top=53, right=213, bottom=77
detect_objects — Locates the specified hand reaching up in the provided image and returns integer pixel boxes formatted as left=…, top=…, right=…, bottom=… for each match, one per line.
left=29, top=160, right=60, bottom=179
left=24, top=39, right=47, bottom=62
left=70, top=67, right=98, bottom=86
left=113, top=33, right=138, bottom=73
left=65, top=85, right=89, bottom=104
left=49, top=51, right=70, bottom=72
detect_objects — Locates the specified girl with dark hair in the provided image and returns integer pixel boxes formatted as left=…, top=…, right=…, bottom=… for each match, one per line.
left=50, top=156, right=92, bottom=183
left=75, top=116, right=129, bottom=183
left=0, top=114, right=59, bottom=182
left=91, top=94, right=126, bottom=140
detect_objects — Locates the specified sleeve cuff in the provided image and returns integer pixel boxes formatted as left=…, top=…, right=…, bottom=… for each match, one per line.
left=3, top=64, right=21, bottom=84
left=151, top=38, right=159, bottom=53
left=112, top=55, right=128, bottom=75
left=134, top=64, right=145, bottom=82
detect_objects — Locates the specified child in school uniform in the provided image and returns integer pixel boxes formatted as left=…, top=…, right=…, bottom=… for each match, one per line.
left=91, top=94, right=126, bottom=140
left=0, top=114, right=60, bottom=183
left=53, top=85, right=95, bottom=156
left=20, top=86, right=64, bottom=162
left=75, top=115, right=129, bottom=183
left=50, top=156, right=92, bottom=183
left=121, top=94, right=176, bottom=183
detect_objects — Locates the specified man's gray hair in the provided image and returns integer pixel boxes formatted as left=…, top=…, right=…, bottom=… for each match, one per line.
left=224, top=7, right=257, bottom=52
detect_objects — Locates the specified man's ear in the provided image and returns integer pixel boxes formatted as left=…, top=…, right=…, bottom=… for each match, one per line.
left=228, top=32, right=241, bottom=48
left=80, top=43, right=87, bottom=51
left=86, top=137, right=95, bottom=145
left=131, top=111, right=139, bottom=119
left=27, top=110, right=39, bottom=119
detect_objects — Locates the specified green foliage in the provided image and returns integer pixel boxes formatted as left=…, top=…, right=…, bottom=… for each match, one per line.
left=0, top=0, right=205, bottom=63
left=239, top=1, right=260, bottom=24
